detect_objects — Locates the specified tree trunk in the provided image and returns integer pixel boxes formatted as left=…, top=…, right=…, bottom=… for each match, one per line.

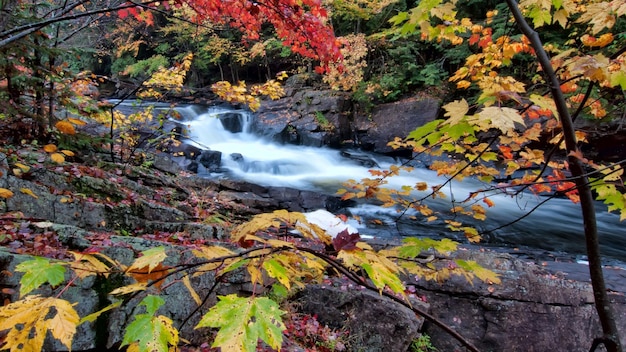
left=504, top=1, right=623, bottom=351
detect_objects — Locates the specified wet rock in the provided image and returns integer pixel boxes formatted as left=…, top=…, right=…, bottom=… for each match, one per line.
left=218, top=112, right=245, bottom=133
left=294, top=284, right=427, bottom=352
left=414, top=250, right=626, bottom=352
left=354, top=95, right=440, bottom=155
left=198, top=150, right=222, bottom=172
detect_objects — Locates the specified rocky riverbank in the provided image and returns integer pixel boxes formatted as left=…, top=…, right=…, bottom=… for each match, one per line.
left=1, top=141, right=625, bottom=351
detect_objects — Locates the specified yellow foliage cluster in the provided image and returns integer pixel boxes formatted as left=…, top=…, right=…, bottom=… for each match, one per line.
left=138, top=53, right=194, bottom=99
left=323, top=34, right=368, bottom=91
left=211, top=72, right=287, bottom=111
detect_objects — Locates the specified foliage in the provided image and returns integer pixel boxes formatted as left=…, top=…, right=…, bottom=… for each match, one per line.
left=323, top=34, right=368, bottom=91
left=0, top=208, right=499, bottom=351
left=121, top=295, right=179, bottom=352
left=410, top=334, right=438, bottom=352
left=342, top=0, right=626, bottom=242
left=211, top=72, right=288, bottom=111
left=0, top=295, right=79, bottom=352
left=196, top=294, right=286, bottom=352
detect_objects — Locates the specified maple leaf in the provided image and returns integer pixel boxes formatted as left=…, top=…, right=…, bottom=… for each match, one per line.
left=70, top=251, right=111, bottom=279
left=262, top=258, right=292, bottom=290
left=20, top=188, right=38, bottom=199
left=121, top=295, right=179, bottom=352
left=455, top=259, right=501, bottom=284
left=15, top=257, right=66, bottom=297
left=196, top=294, right=285, bottom=352
left=398, top=237, right=458, bottom=257
left=442, top=99, right=470, bottom=126
left=51, top=153, right=66, bottom=164
left=55, top=120, right=76, bottom=135
left=0, top=295, right=79, bottom=352
left=471, top=106, right=525, bottom=134
left=338, top=248, right=405, bottom=295
left=332, top=229, right=361, bottom=251
left=126, top=246, right=167, bottom=274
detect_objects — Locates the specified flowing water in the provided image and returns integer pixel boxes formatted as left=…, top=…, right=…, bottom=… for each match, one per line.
left=158, top=103, right=626, bottom=263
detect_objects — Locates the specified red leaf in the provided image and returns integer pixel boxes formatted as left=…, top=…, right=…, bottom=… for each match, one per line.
left=332, top=229, right=360, bottom=251
left=118, top=9, right=128, bottom=19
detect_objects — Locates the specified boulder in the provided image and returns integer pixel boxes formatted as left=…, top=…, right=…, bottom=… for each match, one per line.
left=253, top=85, right=352, bottom=147
left=197, top=150, right=222, bottom=172
left=353, top=95, right=440, bottom=155
left=294, top=284, right=427, bottom=352
left=413, top=249, right=626, bottom=352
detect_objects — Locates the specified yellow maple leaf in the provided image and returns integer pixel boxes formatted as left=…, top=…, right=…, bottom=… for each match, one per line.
left=442, top=99, right=470, bottom=126
left=0, top=295, right=79, bottom=352
left=126, top=246, right=167, bottom=274
left=110, top=282, right=148, bottom=295
left=43, top=144, right=58, bottom=153
left=473, top=106, right=525, bottom=134
left=67, top=117, right=87, bottom=126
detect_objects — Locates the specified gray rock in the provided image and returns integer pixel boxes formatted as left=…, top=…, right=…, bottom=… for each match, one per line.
left=414, top=250, right=626, bottom=352
left=354, top=95, right=440, bottom=154
left=198, top=150, right=222, bottom=172
left=294, top=284, right=426, bottom=352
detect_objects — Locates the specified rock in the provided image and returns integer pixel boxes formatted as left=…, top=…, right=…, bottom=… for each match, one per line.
left=218, top=112, right=246, bottom=133
left=253, top=89, right=352, bottom=147
left=151, top=153, right=182, bottom=174
left=293, top=284, right=427, bottom=352
left=300, top=209, right=358, bottom=238
left=354, top=95, right=440, bottom=155
left=413, top=249, right=626, bottom=352
left=198, top=150, right=222, bottom=172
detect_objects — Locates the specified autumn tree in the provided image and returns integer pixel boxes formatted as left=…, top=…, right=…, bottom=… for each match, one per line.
left=340, top=0, right=626, bottom=350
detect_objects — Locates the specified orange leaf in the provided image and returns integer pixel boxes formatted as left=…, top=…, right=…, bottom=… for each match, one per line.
left=61, top=150, right=75, bottom=156
left=0, top=188, right=14, bottom=199
left=43, top=144, right=57, bottom=153
left=55, top=120, right=76, bottom=135
left=50, top=153, right=66, bottom=164
left=128, top=263, right=171, bottom=289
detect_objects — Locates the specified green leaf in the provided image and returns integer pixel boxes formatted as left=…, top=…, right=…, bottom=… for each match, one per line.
left=16, top=257, right=66, bottom=297
left=399, top=237, right=458, bottom=257
left=140, top=295, right=165, bottom=316
left=121, top=295, right=178, bottom=352
left=79, top=301, right=122, bottom=324
left=455, top=259, right=501, bottom=284
left=263, top=258, right=291, bottom=290
left=444, top=121, right=475, bottom=140
left=196, top=294, right=285, bottom=352
left=407, top=119, right=443, bottom=143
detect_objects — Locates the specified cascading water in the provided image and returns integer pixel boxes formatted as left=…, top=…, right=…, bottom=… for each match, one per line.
left=167, top=103, right=626, bottom=263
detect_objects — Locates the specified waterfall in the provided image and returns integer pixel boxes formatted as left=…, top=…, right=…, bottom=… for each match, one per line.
left=111, top=100, right=625, bottom=263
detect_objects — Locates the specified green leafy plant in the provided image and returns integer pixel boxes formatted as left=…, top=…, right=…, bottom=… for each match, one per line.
left=410, top=334, right=438, bottom=352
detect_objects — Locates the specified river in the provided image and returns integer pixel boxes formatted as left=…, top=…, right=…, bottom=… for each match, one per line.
left=144, top=102, right=626, bottom=264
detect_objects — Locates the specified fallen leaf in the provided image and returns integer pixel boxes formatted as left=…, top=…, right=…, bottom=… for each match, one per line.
left=50, top=153, right=66, bottom=164
left=20, top=188, right=38, bottom=199
left=0, top=188, right=14, bottom=199
left=43, top=144, right=57, bottom=153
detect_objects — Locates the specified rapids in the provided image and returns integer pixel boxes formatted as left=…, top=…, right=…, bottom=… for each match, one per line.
left=129, top=101, right=626, bottom=263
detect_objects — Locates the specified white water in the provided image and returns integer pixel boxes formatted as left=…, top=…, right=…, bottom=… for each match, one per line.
left=173, top=104, right=626, bottom=262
